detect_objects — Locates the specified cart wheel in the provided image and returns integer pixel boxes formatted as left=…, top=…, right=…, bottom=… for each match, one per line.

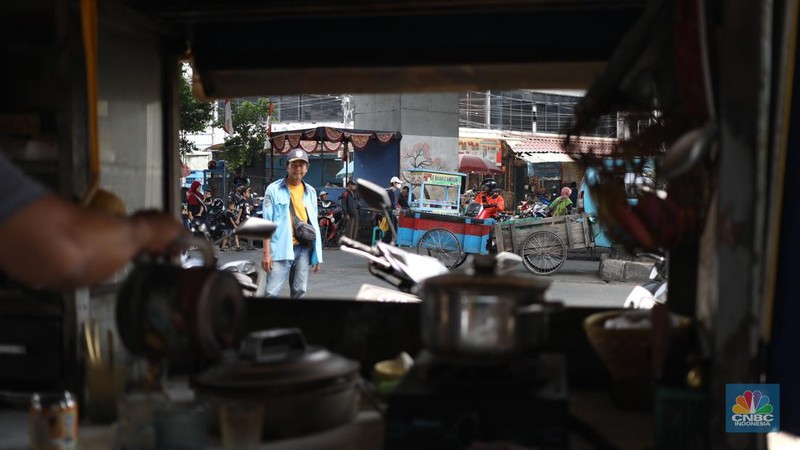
left=520, top=230, right=567, bottom=275
left=453, top=252, right=468, bottom=268
left=417, top=228, right=464, bottom=269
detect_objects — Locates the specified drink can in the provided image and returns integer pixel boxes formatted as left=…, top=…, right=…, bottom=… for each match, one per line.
left=30, top=391, right=79, bottom=450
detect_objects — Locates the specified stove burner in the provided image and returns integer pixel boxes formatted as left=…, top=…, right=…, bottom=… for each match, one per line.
left=385, top=352, right=569, bottom=449
left=416, top=351, right=549, bottom=389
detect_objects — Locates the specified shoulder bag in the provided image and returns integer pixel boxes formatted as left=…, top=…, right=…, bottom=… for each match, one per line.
left=289, top=199, right=317, bottom=246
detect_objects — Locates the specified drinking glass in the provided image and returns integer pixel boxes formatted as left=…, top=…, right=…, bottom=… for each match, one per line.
left=116, top=391, right=168, bottom=450
left=219, top=401, right=264, bottom=450
left=153, top=401, right=210, bottom=450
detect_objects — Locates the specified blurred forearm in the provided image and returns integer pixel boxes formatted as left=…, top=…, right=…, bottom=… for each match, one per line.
left=0, top=195, right=185, bottom=288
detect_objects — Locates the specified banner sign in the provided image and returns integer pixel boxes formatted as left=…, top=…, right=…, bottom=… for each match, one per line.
left=423, top=172, right=461, bottom=187
left=459, top=138, right=501, bottom=161
left=532, top=162, right=562, bottom=178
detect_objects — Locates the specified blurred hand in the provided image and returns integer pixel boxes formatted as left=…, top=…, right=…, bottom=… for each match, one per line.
left=132, top=210, right=189, bottom=256
left=261, top=252, right=274, bottom=272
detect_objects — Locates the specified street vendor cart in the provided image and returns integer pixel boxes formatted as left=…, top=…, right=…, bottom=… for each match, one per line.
left=395, top=169, right=495, bottom=268
left=494, top=213, right=596, bottom=275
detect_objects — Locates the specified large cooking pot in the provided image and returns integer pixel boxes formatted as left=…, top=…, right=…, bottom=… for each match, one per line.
left=116, top=237, right=245, bottom=363
left=419, top=254, right=562, bottom=358
left=192, top=328, right=361, bottom=440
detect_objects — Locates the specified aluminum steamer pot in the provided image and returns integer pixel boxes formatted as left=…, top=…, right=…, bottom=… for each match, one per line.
left=419, top=255, right=562, bottom=358
left=192, top=328, right=361, bottom=440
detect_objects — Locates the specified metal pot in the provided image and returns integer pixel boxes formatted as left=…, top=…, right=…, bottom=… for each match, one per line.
left=116, top=237, right=246, bottom=363
left=419, top=255, right=562, bottom=358
left=192, top=328, right=361, bottom=440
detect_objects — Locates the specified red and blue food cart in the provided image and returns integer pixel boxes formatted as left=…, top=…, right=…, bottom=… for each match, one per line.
left=395, top=169, right=495, bottom=268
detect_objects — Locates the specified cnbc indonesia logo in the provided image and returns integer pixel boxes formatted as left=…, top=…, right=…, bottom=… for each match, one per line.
left=731, top=390, right=773, bottom=425
left=727, top=385, right=779, bottom=433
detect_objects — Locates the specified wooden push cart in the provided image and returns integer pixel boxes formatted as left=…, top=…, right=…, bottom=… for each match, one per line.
left=494, top=213, right=596, bottom=275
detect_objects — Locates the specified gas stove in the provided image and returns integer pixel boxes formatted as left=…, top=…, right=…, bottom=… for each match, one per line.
left=385, top=351, right=569, bottom=450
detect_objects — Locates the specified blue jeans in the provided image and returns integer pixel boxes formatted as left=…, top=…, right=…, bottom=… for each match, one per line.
left=265, top=244, right=311, bottom=298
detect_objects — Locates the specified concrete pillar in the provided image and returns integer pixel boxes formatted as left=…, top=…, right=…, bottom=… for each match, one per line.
left=354, top=93, right=460, bottom=179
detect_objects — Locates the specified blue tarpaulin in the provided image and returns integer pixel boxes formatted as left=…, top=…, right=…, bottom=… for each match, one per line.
left=335, top=161, right=355, bottom=179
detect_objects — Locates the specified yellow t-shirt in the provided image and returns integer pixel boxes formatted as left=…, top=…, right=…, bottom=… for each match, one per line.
left=288, top=182, right=308, bottom=246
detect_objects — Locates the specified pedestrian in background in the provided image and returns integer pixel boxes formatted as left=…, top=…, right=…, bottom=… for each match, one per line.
left=239, top=186, right=257, bottom=250
left=399, top=186, right=410, bottom=209
left=203, top=188, right=214, bottom=208
left=342, top=180, right=359, bottom=241
left=387, top=176, right=402, bottom=209
left=261, top=149, right=323, bottom=298
left=219, top=200, right=241, bottom=251
left=180, top=187, right=191, bottom=230
left=186, top=181, right=206, bottom=221
left=549, top=186, right=573, bottom=217
left=382, top=176, right=403, bottom=242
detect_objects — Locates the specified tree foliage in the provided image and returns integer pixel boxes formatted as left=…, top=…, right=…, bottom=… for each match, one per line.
left=216, top=98, right=273, bottom=170
left=179, top=64, right=214, bottom=156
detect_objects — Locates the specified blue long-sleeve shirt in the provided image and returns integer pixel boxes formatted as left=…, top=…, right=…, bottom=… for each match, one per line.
left=262, top=178, right=323, bottom=265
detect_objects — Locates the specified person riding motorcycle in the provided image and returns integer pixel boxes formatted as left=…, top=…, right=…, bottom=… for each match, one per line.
left=474, top=179, right=505, bottom=218
left=317, top=191, right=343, bottom=246
left=318, top=191, right=334, bottom=209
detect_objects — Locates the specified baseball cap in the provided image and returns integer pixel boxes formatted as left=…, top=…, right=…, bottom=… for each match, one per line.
left=390, top=176, right=402, bottom=185
left=319, top=191, right=329, bottom=197
left=287, top=149, right=309, bottom=164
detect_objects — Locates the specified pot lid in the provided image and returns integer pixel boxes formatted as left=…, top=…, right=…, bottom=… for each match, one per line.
left=193, top=328, right=359, bottom=393
left=421, top=253, right=551, bottom=295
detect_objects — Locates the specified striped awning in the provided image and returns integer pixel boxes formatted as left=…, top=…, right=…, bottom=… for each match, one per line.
left=268, top=126, right=402, bottom=153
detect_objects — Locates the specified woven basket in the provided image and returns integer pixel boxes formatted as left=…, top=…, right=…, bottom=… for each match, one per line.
left=583, top=310, right=692, bottom=383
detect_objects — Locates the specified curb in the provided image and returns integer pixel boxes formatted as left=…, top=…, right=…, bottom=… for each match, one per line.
left=598, top=256, right=654, bottom=283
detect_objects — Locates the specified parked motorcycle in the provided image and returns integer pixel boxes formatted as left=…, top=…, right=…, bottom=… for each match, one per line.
left=319, top=204, right=345, bottom=248
left=249, top=194, right=264, bottom=219
left=517, top=200, right=549, bottom=219
left=623, top=252, right=668, bottom=309
left=196, top=198, right=227, bottom=242
left=184, top=217, right=273, bottom=297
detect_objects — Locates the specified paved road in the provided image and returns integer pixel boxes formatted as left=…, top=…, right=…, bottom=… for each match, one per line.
left=213, top=245, right=637, bottom=308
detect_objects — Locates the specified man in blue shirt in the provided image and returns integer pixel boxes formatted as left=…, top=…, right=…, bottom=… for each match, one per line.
left=261, top=149, right=323, bottom=298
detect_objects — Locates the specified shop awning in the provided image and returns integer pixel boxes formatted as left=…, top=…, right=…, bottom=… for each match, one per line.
left=509, top=135, right=617, bottom=163
left=514, top=152, right=574, bottom=163
left=458, top=154, right=502, bottom=174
